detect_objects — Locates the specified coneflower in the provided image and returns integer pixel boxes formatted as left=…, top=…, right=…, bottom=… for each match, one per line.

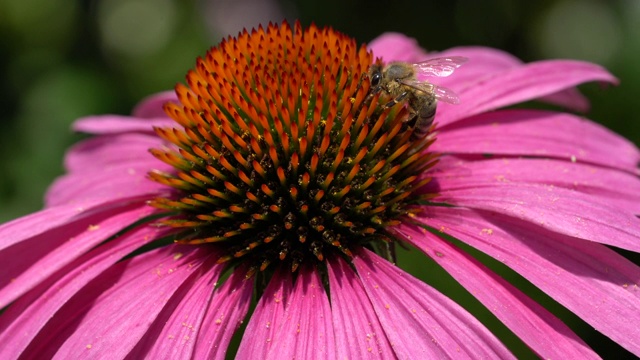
left=1, top=21, right=638, bottom=359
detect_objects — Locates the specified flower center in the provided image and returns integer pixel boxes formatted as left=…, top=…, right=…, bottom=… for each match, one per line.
left=149, top=21, right=437, bottom=274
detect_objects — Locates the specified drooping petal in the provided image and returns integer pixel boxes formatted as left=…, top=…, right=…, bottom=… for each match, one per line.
left=187, top=265, right=253, bottom=360
left=435, top=180, right=640, bottom=253
left=124, top=258, right=226, bottom=359
left=391, top=223, right=599, bottom=359
left=0, top=198, right=114, bottom=253
left=235, top=267, right=292, bottom=359
left=132, top=91, right=178, bottom=118
left=0, top=225, right=171, bottom=359
left=0, top=202, right=156, bottom=308
left=24, top=245, right=213, bottom=359
left=433, top=109, right=640, bottom=172
left=73, top=115, right=175, bottom=135
left=415, top=207, right=640, bottom=356
left=354, top=249, right=514, bottom=359
left=431, top=157, right=640, bottom=214
left=264, top=265, right=336, bottom=359
left=435, top=60, right=617, bottom=126
left=327, top=257, right=395, bottom=359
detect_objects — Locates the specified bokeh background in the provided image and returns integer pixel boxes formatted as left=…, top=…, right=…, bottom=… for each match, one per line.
left=1, top=0, right=638, bottom=358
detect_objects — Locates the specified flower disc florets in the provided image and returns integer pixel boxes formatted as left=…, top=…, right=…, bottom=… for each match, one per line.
left=149, top=21, right=437, bottom=274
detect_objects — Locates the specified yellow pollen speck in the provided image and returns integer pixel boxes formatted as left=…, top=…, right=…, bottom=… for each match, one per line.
left=439, top=226, right=446, bottom=233
left=350, top=97, right=356, bottom=103
left=570, top=155, right=577, bottom=163
left=173, top=252, right=184, bottom=260
left=385, top=304, right=390, bottom=309
left=87, top=225, right=100, bottom=231
left=86, top=344, right=92, bottom=349
left=623, top=283, right=629, bottom=288
left=480, top=228, right=493, bottom=235
left=168, top=334, right=175, bottom=339
left=215, top=318, right=222, bottom=324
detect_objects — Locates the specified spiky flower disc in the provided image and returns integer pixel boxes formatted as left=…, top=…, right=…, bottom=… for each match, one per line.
left=149, top=21, right=437, bottom=274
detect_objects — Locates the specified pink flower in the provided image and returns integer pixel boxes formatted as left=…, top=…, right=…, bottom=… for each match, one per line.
left=1, top=22, right=639, bottom=359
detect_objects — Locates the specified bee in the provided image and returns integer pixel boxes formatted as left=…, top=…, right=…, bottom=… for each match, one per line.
left=368, top=56, right=467, bottom=139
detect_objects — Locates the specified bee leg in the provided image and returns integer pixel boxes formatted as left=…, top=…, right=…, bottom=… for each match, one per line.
left=364, top=85, right=383, bottom=104
left=384, top=91, right=409, bottom=108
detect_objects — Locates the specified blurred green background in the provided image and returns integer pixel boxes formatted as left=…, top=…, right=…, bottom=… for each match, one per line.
left=0, top=0, right=638, bottom=357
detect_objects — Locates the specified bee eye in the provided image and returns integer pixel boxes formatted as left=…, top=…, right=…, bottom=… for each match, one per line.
left=371, top=73, right=381, bottom=86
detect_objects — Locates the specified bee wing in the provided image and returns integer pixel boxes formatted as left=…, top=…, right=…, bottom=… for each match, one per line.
left=431, top=84, right=461, bottom=104
left=412, top=56, right=468, bottom=77
left=400, top=80, right=461, bottom=105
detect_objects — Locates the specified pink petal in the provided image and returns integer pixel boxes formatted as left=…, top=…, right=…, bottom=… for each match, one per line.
left=0, top=225, right=169, bottom=359
left=367, top=32, right=428, bottom=62
left=435, top=180, right=640, bottom=253
left=327, top=257, right=395, bottom=359
left=0, top=199, right=103, bottom=253
left=45, top=164, right=171, bottom=207
left=0, top=195, right=155, bottom=256
left=433, top=109, right=640, bottom=172
left=72, top=115, right=175, bottom=135
left=430, top=48, right=590, bottom=113
left=391, top=223, right=599, bottom=359
left=415, top=206, right=640, bottom=356
left=62, top=133, right=164, bottom=173
left=132, top=91, right=178, bottom=118
left=435, top=60, right=617, bottom=126
left=46, top=132, right=173, bottom=207
left=124, top=258, right=226, bottom=359
left=354, top=249, right=514, bottom=359
left=236, top=267, right=293, bottom=359
left=431, top=157, right=640, bottom=214
left=367, top=36, right=591, bottom=113
left=264, top=265, right=336, bottom=359
left=424, top=46, right=522, bottom=87
left=25, top=245, right=213, bottom=359
left=191, top=267, right=254, bottom=359
left=0, top=202, right=156, bottom=308
left=538, top=87, right=591, bottom=113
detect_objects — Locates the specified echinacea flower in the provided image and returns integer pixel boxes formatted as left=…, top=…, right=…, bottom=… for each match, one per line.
left=1, top=20, right=639, bottom=359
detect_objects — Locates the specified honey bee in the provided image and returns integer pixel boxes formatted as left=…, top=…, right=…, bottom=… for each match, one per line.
left=368, top=56, right=467, bottom=139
